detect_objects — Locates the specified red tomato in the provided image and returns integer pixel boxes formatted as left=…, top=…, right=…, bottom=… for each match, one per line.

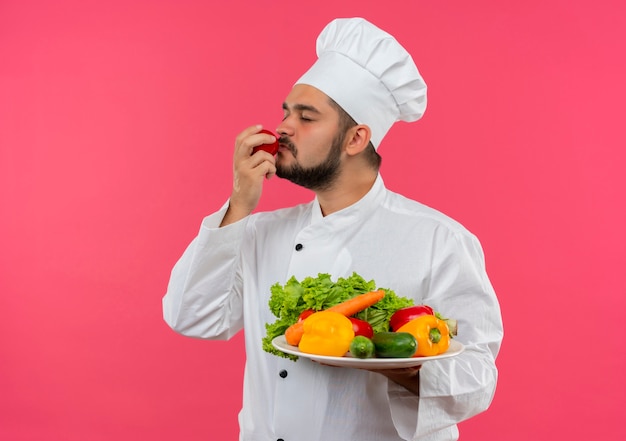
left=297, top=309, right=315, bottom=323
left=389, top=305, right=435, bottom=332
left=252, top=129, right=279, bottom=155
left=348, top=317, right=374, bottom=339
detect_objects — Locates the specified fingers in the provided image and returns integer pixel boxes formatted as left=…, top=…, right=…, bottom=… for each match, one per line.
left=234, top=125, right=263, bottom=156
left=243, top=145, right=277, bottom=176
left=226, top=126, right=277, bottom=216
left=251, top=156, right=277, bottom=181
left=234, top=125, right=277, bottom=158
left=233, top=124, right=277, bottom=180
left=265, top=164, right=276, bottom=180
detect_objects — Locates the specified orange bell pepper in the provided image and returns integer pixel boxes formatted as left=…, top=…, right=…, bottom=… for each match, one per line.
left=397, top=314, right=450, bottom=357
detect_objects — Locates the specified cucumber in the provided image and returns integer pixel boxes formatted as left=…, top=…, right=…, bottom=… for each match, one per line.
left=371, top=332, right=417, bottom=358
left=349, top=336, right=375, bottom=359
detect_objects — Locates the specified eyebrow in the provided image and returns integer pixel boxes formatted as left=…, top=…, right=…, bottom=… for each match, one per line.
left=282, top=102, right=322, bottom=114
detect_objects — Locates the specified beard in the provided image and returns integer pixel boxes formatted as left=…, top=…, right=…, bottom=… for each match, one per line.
left=276, top=131, right=345, bottom=191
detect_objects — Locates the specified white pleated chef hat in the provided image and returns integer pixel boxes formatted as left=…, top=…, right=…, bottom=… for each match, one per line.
left=296, top=17, right=427, bottom=149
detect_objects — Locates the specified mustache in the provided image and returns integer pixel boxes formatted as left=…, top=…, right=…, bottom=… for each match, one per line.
left=278, top=136, right=297, bottom=155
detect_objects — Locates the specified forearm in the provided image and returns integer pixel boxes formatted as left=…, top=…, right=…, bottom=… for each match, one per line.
left=163, top=207, right=247, bottom=339
left=220, top=201, right=251, bottom=227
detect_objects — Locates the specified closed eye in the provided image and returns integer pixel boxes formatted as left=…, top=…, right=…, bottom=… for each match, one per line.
left=282, top=102, right=321, bottom=122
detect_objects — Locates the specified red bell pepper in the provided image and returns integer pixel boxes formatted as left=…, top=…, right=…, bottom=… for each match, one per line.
left=389, top=305, right=434, bottom=332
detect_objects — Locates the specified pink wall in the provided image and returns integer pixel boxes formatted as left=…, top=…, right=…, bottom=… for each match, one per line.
left=1, top=1, right=624, bottom=439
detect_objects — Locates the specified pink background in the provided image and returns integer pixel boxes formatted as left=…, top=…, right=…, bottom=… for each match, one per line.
left=1, top=1, right=625, bottom=439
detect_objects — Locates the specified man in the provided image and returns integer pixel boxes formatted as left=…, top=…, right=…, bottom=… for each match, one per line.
left=163, top=17, right=503, bottom=440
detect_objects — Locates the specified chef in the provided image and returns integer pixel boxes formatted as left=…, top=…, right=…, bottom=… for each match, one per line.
left=163, top=17, right=503, bottom=441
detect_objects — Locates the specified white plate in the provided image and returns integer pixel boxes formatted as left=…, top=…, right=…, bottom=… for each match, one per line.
left=272, top=335, right=465, bottom=369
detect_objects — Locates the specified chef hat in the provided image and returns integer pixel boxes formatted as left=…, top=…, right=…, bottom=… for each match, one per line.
left=296, top=17, right=427, bottom=149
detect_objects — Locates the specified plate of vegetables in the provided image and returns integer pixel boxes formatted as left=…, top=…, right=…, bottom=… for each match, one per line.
left=263, top=273, right=464, bottom=367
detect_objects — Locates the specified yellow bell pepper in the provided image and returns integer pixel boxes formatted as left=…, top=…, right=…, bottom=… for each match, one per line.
left=298, top=311, right=355, bottom=357
left=397, top=314, right=451, bottom=357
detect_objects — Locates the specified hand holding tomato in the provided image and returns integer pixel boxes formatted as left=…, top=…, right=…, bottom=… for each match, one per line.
left=221, top=126, right=278, bottom=226
left=252, top=129, right=279, bottom=155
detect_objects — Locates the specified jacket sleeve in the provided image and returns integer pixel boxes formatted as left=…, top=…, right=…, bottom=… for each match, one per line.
left=389, top=227, right=504, bottom=440
left=162, top=203, right=248, bottom=340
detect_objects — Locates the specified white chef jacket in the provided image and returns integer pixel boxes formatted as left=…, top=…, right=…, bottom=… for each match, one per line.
left=163, top=174, right=503, bottom=441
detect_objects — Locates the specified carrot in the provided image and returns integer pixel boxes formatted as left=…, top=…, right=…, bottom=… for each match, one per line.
left=326, top=289, right=385, bottom=317
left=284, top=290, right=385, bottom=346
left=284, top=322, right=305, bottom=346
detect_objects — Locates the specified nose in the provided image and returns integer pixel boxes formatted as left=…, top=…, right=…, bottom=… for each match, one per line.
left=276, top=117, right=295, bottom=138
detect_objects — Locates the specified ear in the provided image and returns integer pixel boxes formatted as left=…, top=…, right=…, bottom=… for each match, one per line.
left=344, top=124, right=372, bottom=156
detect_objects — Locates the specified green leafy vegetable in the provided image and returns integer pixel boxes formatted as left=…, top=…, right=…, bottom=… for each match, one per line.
left=262, top=272, right=414, bottom=360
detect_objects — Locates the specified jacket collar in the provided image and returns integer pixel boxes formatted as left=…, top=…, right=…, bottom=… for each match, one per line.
left=310, top=174, right=386, bottom=226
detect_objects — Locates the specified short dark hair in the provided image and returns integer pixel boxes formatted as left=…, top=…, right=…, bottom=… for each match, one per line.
left=327, top=98, right=382, bottom=171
